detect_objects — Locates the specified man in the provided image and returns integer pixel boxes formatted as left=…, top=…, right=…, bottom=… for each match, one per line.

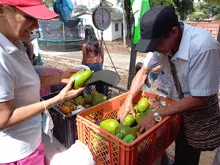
left=118, top=6, right=220, bottom=165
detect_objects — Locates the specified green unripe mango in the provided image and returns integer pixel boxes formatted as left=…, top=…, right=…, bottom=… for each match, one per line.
left=136, top=113, right=146, bottom=124
left=123, top=114, right=136, bottom=127
left=116, top=132, right=125, bottom=139
left=100, top=119, right=119, bottom=134
left=92, top=95, right=107, bottom=106
left=123, top=134, right=135, bottom=143
left=137, top=97, right=149, bottom=113
left=71, top=70, right=93, bottom=89
left=134, top=104, right=139, bottom=113
left=83, top=94, right=92, bottom=104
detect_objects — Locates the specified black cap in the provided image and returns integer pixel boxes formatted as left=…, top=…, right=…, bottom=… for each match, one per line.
left=135, top=6, right=179, bottom=53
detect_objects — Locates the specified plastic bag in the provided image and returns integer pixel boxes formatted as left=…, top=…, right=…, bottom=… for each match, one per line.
left=50, top=140, right=95, bottom=165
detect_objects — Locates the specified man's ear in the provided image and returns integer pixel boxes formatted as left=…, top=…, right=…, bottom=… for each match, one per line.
left=171, top=27, right=180, bottom=38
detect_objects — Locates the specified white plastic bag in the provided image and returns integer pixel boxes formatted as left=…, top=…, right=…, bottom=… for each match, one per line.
left=50, top=140, right=95, bottom=165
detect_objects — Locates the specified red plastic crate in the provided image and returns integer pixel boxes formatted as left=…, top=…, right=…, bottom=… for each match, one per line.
left=76, top=91, right=181, bottom=165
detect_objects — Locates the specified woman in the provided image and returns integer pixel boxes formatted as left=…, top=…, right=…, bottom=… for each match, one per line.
left=82, top=25, right=104, bottom=72
left=82, top=25, right=105, bottom=93
left=0, top=1, right=84, bottom=165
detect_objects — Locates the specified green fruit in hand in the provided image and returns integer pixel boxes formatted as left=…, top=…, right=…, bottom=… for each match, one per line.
left=136, top=113, right=146, bottom=124
left=137, top=97, right=149, bottom=113
left=115, top=124, right=137, bottom=138
left=74, top=96, right=85, bottom=106
left=116, top=132, right=125, bottom=139
left=83, top=94, right=92, bottom=104
left=123, top=114, right=136, bottom=127
left=100, top=119, right=119, bottom=134
left=71, top=70, right=93, bottom=89
left=123, top=134, right=135, bottom=143
left=134, top=104, right=139, bottom=113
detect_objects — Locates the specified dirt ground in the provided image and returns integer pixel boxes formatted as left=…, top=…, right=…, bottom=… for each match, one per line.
left=41, top=39, right=217, bottom=165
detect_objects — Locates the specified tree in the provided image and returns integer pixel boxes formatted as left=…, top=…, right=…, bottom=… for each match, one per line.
left=44, top=0, right=53, bottom=8
left=196, top=3, right=220, bottom=17
left=173, top=0, right=194, bottom=20
left=204, top=0, right=220, bottom=5
left=150, top=0, right=175, bottom=7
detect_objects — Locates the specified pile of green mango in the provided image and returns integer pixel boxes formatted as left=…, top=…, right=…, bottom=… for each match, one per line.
left=134, top=97, right=153, bottom=124
left=99, top=118, right=141, bottom=144
left=74, top=91, right=107, bottom=108
left=97, top=97, right=153, bottom=143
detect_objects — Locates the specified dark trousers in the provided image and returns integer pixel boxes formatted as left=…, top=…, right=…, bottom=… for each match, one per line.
left=173, top=122, right=201, bottom=165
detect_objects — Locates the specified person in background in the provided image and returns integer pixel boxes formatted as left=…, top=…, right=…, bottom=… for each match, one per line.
left=118, top=6, right=220, bottom=165
left=82, top=25, right=104, bottom=72
left=144, top=52, right=162, bottom=86
left=135, top=52, right=162, bottom=91
left=0, top=1, right=84, bottom=165
left=82, top=25, right=105, bottom=93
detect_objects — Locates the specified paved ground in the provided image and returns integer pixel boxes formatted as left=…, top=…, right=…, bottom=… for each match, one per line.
left=40, top=50, right=146, bottom=71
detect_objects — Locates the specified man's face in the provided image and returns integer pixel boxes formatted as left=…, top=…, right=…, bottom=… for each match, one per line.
left=2, top=5, right=39, bottom=42
left=153, top=27, right=181, bottom=55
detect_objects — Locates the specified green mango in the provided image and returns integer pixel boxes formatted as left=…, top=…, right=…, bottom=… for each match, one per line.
left=83, top=94, right=92, bottom=104
left=116, top=132, right=125, bottom=139
left=136, top=113, right=146, bottom=124
left=123, top=114, right=136, bottom=127
left=137, top=97, right=149, bottom=113
left=136, top=131, right=141, bottom=137
left=144, top=106, right=153, bottom=115
left=92, top=95, right=107, bottom=106
left=84, top=104, right=92, bottom=108
left=74, top=96, right=85, bottom=106
left=100, top=119, right=119, bottom=134
left=91, top=91, right=100, bottom=97
left=71, top=70, right=93, bottom=89
left=123, top=134, right=135, bottom=143
left=115, top=124, right=137, bottom=138
left=134, top=104, right=139, bottom=113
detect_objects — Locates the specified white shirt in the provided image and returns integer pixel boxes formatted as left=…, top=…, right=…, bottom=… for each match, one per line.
left=0, top=34, right=42, bottom=163
left=145, top=23, right=220, bottom=100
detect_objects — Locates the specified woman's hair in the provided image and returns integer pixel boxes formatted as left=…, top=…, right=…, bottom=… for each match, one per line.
left=135, top=62, right=143, bottom=74
left=84, top=25, right=101, bottom=56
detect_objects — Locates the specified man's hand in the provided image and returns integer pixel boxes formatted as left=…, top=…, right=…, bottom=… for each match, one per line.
left=136, top=111, right=157, bottom=134
left=60, top=69, right=79, bottom=84
left=118, top=99, right=136, bottom=123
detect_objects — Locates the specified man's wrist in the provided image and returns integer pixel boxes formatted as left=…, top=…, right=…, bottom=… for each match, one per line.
left=160, top=107, right=168, bottom=118
left=152, top=109, right=162, bottom=122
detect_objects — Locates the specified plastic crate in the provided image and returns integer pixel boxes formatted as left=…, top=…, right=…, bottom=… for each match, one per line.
left=41, top=81, right=127, bottom=148
left=76, top=91, right=181, bottom=165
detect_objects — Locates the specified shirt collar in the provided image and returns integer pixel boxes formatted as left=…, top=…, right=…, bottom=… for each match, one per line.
left=172, top=23, right=193, bottom=61
left=0, top=33, right=26, bottom=54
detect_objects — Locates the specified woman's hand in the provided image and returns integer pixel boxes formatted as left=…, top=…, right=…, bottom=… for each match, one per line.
left=56, top=78, right=84, bottom=103
left=60, top=69, right=79, bottom=84
left=118, top=99, right=136, bottom=123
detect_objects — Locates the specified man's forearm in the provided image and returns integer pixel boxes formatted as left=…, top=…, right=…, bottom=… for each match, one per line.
left=127, top=68, right=149, bottom=102
left=161, top=95, right=208, bottom=117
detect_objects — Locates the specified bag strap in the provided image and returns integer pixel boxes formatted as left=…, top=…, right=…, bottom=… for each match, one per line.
left=168, top=56, right=184, bottom=99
